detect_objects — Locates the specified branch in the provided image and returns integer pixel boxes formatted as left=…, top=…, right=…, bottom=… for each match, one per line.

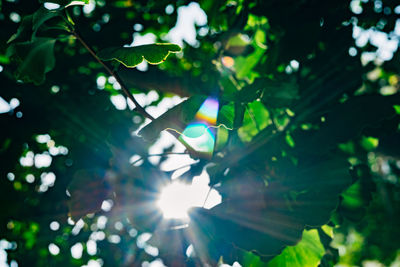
left=202, top=185, right=214, bottom=208
left=71, top=30, right=203, bottom=157
left=68, top=26, right=202, bottom=157
left=130, top=151, right=189, bottom=165
left=71, top=30, right=154, bottom=121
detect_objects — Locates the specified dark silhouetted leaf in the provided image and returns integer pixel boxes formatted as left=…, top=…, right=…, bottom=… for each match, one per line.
left=148, top=226, right=189, bottom=267
left=189, top=156, right=351, bottom=261
left=7, top=37, right=56, bottom=85
left=7, top=15, right=34, bottom=44
left=67, top=169, right=110, bottom=221
left=32, top=7, right=61, bottom=34
left=294, top=94, right=400, bottom=155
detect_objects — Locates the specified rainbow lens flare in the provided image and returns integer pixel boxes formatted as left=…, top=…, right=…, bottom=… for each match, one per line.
left=179, top=97, right=219, bottom=157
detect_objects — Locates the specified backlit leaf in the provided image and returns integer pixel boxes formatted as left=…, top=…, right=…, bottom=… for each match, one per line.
left=238, top=100, right=270, bottom=142
left=39, top=0, right=89, bottom=7
left=98, top=43, right=181, bottom=68
left=267, top=229, right=325, bottom=267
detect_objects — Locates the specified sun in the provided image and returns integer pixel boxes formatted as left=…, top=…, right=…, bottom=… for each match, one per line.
left=157, top=182, right=195, bottom=219
left=157, top=171, right=222, bottom=220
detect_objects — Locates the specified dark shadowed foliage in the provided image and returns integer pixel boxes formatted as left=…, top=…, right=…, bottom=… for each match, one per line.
left=0, top=0, right=400, bottom=266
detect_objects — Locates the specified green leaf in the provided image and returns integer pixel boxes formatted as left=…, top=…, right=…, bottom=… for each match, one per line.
left=6, top=7, right=69, bottom=85
left=39, top=0, right=89, bottom=7
left=394, top=104, right=400, bottom=114
left=234, top=29, right=266, bottom=81
left=294, top=95, right=400, bottom=155
left=227, top=33, right=251, bottom=48
left=336, top=165, right=375, bottom=222
left=189, top=156, right=351, bottom=261
left=217, top=102, right=235, bottom=129
left=0, top=54, right=10, bottom=64
left=360, top=136, right=379, bottom=151
left=98, top=43, right=181, bottom=68
left=238, top=229, right=325, bottom=267
left=285, top=132, right=295, bottom=147
left=234, top=78, right=264, bottom=103
left=260, top=78, right=299, bottom=108
left=7, top=15, right=34, bottom=44
left=7, top=37, right=56, bottom=85
left=8, top=8, right=63, bottom=45
left=238, top=100, right=271, bottom=142
left=267, top=229, right=325, bottom=267
left=32, top=7, right=61, bottom=35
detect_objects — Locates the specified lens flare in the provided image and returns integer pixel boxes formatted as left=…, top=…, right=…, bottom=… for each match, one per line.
left=179, top=97, right=219, bottom=157
left=157, top=171, right=222, bottom=219
left=194, top=97, right=219, bottom=125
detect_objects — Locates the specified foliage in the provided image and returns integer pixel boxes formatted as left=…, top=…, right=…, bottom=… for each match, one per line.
left=0, top=0, right=400, bottom=266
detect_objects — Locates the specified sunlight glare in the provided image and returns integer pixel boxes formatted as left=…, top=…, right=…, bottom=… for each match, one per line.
left=158, top=182, right=194, bottom=219
left=157, top=170, right=222, bottom=219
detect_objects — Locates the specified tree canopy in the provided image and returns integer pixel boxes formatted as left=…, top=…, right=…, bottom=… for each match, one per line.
left=1, top=0, right=400, bottom=266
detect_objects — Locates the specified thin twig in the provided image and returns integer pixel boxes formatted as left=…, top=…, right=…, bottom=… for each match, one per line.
left=202, top=185, right=213, bottom=208
left=130, top=151, right=189, bottom=165
left=62, top=13, right=204, bottom=161
left=72, top=30, right=202, bottom=155
left=72, top=30, right=154, bottom=121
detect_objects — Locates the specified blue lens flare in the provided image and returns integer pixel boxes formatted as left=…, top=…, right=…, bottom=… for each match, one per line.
left=179, top=97, right=219, bottom=157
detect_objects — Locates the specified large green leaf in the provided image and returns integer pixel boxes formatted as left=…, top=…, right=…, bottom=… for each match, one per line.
left=238, top=100, right=271, bottom=142
left=7, top=15, right=34, bottom=44
left=188, top=156, right=351, bottom=262
left=98, top=43, right=181, bottom=68
left=234, top=29, right=266, bottom=81
left=7, top=37, right=56, bottom=85
left=32, top=7, right=61, bottom=34
left=8, top=7, right=64, bottom=44
left=239, top=229, right=325, bottom=267
left=267, top=229, right=325, bottom=267
left=6, top=7, right=68, bottom=85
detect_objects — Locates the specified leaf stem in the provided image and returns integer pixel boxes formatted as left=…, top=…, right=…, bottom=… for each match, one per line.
left=130, top=151, right=189, bottom=165
left=202, top=185, right=213, bottom=208
left=72, top=30, right=154, bottom=121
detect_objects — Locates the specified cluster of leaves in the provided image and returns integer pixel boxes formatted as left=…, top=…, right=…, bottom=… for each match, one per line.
left=0, top=0, right=400, bottom=266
